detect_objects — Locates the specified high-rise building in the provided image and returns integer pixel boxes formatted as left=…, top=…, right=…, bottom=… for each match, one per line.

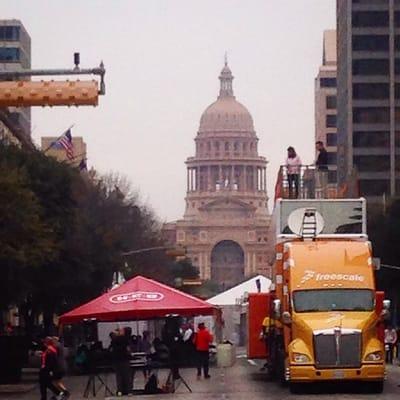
left=315, top=30, right=338, bottom=186
left=164, top=61, right=272, bottom=289
left=0, top=19, right=31, bottom=138
left=41, top=136, right=87, bottom=167
left=337, top=0, right=400, bottom=199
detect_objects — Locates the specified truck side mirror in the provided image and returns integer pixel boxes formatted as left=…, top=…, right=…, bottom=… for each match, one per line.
left=383, top=299, right=391, bottom=310
left=273, top=299, right=281, bottom=319
left=282, top=311, right=292, bottom=325
left=381, top=299, right=391, bottom=321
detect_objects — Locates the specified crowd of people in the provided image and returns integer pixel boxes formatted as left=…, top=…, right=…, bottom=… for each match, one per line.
left=106, top=322, right=213, bottom=395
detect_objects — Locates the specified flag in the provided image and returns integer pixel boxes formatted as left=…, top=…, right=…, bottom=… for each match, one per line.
left=79, top=158, right=87, bottom=171
left=51, top=129, right=74, bottom=160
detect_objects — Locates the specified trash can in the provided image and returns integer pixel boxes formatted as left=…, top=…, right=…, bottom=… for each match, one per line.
left=216, top=343, right=236, bottom=367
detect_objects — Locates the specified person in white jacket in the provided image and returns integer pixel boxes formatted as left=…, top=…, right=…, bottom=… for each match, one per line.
left=286, top=147, right=302, bottom=199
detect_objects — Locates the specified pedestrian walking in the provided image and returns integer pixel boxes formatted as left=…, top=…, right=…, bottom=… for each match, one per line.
left=384, top=325, right=397, bottom=364
left=285, top=146, right=302, bottom=199
left=110, top=327, right=132, bottom=396
left=39, top=337, right=61, bottom=400
left=193, top=322, right=213, bottom=379
left=51, top=336, right=70, bottom=399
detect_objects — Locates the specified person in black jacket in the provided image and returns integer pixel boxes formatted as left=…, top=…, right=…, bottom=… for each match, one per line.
left=315, top=141, right=328, bottom=197
left=316, top=141, right=328, bottom=170
left=110, top=328, right=131, bottom=396
left=39, top=337, right=61, bottom=400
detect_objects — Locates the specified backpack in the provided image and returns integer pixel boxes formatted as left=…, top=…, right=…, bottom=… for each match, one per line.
left=144, top=373, right=160, bottom=394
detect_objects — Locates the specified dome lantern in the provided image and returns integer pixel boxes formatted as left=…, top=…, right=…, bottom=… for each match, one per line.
left=218, top=55, right=234, bottom=99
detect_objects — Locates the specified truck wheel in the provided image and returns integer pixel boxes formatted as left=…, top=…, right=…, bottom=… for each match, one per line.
left=368, top=381, right=384, bottom=393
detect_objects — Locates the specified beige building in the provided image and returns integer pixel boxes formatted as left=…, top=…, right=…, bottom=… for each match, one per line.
left=41, top=136, right=86, bottom=167
left=315, top=29, right=337, bottom=186
left=164, top=62, right=272, bottom=289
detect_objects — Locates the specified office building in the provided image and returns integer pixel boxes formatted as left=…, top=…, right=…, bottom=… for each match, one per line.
left=0, top=19, right=31, bottom=138
left=337, top=0, right=400, bottom=198
left=315, top=30, right=338, bottom=186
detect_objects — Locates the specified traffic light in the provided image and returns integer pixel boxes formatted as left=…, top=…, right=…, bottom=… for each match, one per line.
left=0, top=79, right=99, bottom=107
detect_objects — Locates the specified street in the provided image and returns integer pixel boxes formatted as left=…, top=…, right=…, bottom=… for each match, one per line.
left=2, top=352, right=400, bottom=400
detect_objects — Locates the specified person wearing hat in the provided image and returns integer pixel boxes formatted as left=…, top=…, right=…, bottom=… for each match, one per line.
left=193, top=322, right=213, bottom=379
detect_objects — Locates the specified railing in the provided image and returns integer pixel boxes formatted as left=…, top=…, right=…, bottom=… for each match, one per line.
left=274, top=165, right=359, bottom=200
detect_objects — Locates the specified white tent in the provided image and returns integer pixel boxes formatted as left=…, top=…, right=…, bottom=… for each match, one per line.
left=208, top=275, right=271, bottom=306
left=207, top=275, right=271, bottom=344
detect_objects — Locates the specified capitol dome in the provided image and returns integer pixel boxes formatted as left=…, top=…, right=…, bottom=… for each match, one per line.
left=199, top=62, right=255, bottom=133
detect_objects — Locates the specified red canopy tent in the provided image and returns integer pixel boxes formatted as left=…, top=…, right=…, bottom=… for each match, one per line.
left=59, top=275, right=215, bottom=324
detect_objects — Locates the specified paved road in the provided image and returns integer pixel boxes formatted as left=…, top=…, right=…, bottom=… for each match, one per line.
left=1, top=358, right=400, bottom=400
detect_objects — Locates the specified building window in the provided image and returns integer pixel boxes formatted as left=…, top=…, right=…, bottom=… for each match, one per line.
left=224, top=142, right=229, bottom=151
left=327, top=152, right=337, bottom=165
left=320, top=78, right=336, bottom=88
left=352, top=11, right=389, bottom=28
left=0, top=26, right=20, bottom=40
left=353, top=59, right=389, bottom=76
left=214, top=141, right=220, bottom=150
left=326, top=133, right=337, bottom=146
left=395, top=35, right=400, bottom=51
left=353, top=0, right=388, bottom=4
left=326, top=115, right=336, bottom=128
left=359, top=179, right=389, bottom=196
left=0, top=47, right=20, bottom=62
left=326, top=96, right=336, bottom=109
left=353, top=83, right=389, bottom=99
left=328, top=171, right=337, bottom=184
left=395, top=12, right=400, bottom=27
left=354, top=155, right=390, bottom=172
left=352, top=35, right=389, bottom=52
left=353, top=107, right=390, bottom=124
left=353, top=131, right=389, bottom=147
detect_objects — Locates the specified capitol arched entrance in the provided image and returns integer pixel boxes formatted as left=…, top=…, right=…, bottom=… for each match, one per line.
left=211, top=240, right=244, bottom=289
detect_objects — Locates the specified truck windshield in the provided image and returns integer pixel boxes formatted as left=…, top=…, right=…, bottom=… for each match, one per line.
left=293, top=289, right=374, bottom=312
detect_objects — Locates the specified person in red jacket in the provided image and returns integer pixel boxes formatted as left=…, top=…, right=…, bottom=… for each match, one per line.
left=39, top=337, right=61, bottom=400
left=193, top=322, right=213, bottom=379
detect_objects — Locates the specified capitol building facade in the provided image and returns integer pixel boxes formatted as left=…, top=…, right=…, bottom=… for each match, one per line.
left=164, top=61, right=272, bottom=289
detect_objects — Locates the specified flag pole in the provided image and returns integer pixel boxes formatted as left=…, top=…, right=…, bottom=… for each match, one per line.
left=42, top=124, right=75, bottom=154
left=65, top=151, right=87, bottom=164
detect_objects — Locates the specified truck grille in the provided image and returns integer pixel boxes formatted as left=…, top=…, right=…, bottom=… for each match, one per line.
left=313, top=330, right=361, bottom=368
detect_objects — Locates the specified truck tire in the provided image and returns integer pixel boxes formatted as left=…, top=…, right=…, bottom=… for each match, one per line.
left=368, top=381, right=384, bottom=394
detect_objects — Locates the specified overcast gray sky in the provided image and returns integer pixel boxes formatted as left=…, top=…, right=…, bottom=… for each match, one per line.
left=3, top=0, right=336, bottom=221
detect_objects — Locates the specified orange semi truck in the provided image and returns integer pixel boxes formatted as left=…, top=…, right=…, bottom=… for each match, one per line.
left=251, top=198, right=388, bottom=393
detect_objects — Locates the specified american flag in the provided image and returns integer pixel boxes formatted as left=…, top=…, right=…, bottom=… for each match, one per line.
left=51, top=129, right=74, bottom=160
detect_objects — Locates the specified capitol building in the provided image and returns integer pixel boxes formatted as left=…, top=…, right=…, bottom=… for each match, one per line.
left=164, top=61, right=272, bottom=289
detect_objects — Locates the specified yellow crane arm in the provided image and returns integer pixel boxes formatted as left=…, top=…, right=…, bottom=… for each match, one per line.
left=0, top=80, right=99, bottom=107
